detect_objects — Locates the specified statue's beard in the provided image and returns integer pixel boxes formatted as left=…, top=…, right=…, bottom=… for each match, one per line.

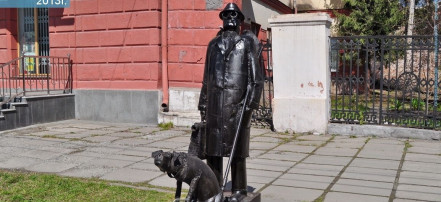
left=223, top=18, right=240, bottom=31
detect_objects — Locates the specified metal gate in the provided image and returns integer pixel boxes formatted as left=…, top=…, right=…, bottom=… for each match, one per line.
left=330, top=36, right=441, bottom=130
left=252, top=41, right=275, bottom=131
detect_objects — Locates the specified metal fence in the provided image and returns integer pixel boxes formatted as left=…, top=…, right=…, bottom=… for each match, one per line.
left=0, top=55, right=72, bottom=105
left=330, top=35, right=441, bottom=130
left=252, top=41, right=275, bottom=131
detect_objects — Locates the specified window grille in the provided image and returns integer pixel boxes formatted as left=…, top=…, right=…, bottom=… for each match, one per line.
left=18, top=8, right=50, bottom=74
left=38, top=8, right=49, bottom=74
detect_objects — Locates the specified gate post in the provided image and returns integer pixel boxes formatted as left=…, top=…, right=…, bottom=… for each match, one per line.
left=269, top=13, right=332, bottom=134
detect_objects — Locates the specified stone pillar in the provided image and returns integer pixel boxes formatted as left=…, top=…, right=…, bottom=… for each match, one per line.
left=269, top=13, right=332, bottom=134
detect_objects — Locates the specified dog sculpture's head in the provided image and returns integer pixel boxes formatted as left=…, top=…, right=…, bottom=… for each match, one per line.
left=152, top=150, right=173, bottom=172
left=152, top=150, right=188, bottom=175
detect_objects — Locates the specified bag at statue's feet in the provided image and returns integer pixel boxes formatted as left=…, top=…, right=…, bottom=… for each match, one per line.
left=188, top=122, right=206, bottom=160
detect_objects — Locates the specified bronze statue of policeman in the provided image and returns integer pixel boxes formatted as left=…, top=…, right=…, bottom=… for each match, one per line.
left=198, top=3, right=264, bottom=201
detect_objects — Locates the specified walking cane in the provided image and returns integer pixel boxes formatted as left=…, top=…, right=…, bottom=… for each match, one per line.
left=221, top=85, right=251, bottom=196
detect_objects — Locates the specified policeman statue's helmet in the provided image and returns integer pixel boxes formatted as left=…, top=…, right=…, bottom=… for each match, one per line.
left=219, top=3, right=245, bottom=22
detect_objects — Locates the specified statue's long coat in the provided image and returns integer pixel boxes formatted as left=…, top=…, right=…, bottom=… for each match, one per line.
left=198, top=30, right=264, bottom=158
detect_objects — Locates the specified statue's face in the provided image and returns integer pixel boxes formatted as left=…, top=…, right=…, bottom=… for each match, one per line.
left=221, top=10, right=241, bottom=31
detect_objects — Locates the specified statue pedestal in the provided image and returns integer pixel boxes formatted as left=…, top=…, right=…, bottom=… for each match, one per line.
left=223, top=191, right=261, bottom=202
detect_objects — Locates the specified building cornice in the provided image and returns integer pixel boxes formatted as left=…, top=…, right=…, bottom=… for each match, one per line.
left=260, top=0, right=293, bottom=14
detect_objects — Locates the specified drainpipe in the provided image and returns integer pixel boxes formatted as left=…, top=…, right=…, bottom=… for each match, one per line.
left=293, top=0, right=297, bottom=14
left=161, top=0, right=169, bottom=112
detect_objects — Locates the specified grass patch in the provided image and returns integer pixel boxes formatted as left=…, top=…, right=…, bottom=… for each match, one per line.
left=365, top=137, right=371, bottom=144
left=278, top=134, right=300, bottom=145
left=349, top=135, right=357, bottom=138
left=404, top=140, right=413, bottom=150
left=42, top=135, right=58, bottom=139
left=150, top=130, right=158, bottom=134
left=0, top=170, right=174, bottom=201
left=67, top=149, right=86, bottom=155
left=279, top=137, right=291, bottom=144
left=314, top=195, right=325, bottom=202
left=158, top=122, right=174, bottom=131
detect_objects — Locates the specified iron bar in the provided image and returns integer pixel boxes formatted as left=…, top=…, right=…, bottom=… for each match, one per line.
left=46, top=57, right=50, bottom=94
left=22, top=54, right=26, bottom=96
left=379, top=38, right=385, bottom=124
left=425, top=42, right=431, bottom=118
left=69, top=54, right=73, bottom=93
left=2, top=66, right=4, bottom=100
left=355, top=40, right=361, bottom=121
left=364, top=42, right=369, bottom=124
left=7, top=64, right=10, bottom=100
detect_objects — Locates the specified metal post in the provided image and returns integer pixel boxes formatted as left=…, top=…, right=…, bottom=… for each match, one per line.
left=68, top=54, right=72, bottom=93
left=434, top=0, right=439, bottom=108
left=21, top=53, right=26, bottom=97
left=379, top=38, right=385, bottom=124
left=7, top=64, right=10, bottom=99
left=47, top=57, right=50, bottom=95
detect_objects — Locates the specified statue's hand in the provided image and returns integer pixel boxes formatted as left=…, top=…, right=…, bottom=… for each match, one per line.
left=245, top=105, right=252, bottom=113
left=198, top=105, right=207, bottom=122
left=200, top=110, right=207, bottom=122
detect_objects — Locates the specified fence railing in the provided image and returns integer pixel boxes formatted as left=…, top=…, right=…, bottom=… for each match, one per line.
left=251, top=41, right=275, bottom=131
left=0, top=55, right=72, bottom=104
left=330, top=35, right=441, bottom=130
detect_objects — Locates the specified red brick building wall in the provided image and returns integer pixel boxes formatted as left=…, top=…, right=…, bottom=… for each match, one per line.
left=0, top=0, right=275, bottom=91
left=167, top=0, right=227, bottom=88
left=49, top=0, right=162, bottom=90
left=0, top=9, right=18, bottom=63
left=50, top=0, right=238, bottom=90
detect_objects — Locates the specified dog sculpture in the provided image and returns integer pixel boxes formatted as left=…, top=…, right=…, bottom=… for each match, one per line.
left=152, top=150, right=222, bottom=202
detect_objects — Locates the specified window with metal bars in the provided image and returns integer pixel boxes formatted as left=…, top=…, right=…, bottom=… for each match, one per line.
left=18, top=8, right=49, bottom=74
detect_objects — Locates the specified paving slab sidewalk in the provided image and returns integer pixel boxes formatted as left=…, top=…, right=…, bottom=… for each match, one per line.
left=0, top=120, right=441, bottom=202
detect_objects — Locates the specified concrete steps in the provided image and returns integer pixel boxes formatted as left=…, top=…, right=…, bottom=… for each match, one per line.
left=159, top=87, right=202, bottom=127
left=0, top=104, right=23, bottom=130
left=0, top=94, right=75, bottom=131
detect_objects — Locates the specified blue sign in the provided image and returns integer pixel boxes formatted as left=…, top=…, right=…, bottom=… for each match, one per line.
left=0, top=0, right=70, bottom=8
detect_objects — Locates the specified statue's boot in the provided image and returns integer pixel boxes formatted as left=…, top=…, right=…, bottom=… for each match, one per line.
left=207, top=156, right=223, bottom=187
left=230, top=190, right=247, bottom=202
left=230, top=157, right=247, bottom=201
